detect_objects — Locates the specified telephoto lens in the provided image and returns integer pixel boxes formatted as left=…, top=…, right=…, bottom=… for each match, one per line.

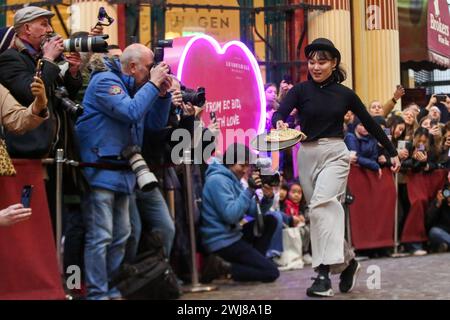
left=181, top=87, right=206, bottom=108
left=63, top=35, right=109, bottom=53
left=54, top=87, right=84, bottom=117
left=122, top=146, right=159, bottom=192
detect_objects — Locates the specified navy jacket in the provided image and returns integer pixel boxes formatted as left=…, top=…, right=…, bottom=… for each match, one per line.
left=345, top=132, right=380, bottom=171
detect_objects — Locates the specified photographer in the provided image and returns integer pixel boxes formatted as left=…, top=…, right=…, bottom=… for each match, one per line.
left=75, top=43, right=171, bottom=300
left=126, top=76, right=189, bottom=263
left=0, top=6, right=83, bottom=158
left=200, top=143, right=280, bottom=283
left=426, top=173, right=450, bottom=253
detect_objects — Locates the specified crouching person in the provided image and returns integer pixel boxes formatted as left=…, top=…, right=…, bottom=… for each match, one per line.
left=200, top=143, right=280, bottom=283
left=75, top=44, right=172, bottom=300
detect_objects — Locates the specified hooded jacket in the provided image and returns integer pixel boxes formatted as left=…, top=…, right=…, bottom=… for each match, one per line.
left=75, top=56, right=171, bottom=194
left=200, top=158, right=273, bottom=253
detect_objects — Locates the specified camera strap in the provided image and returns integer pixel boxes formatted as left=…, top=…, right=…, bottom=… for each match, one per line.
left=77, top=161, right=130, bottom=171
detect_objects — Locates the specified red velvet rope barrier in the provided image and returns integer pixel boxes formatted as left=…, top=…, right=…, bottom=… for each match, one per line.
left=347, top=166, right=396, bottom=250
left=0, top=160, right=64, bottom=300
left=347, top=166, right=448, bottom=249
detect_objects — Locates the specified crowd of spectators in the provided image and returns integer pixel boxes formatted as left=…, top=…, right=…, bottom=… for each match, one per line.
left=1, top=6, right=449, bottom=300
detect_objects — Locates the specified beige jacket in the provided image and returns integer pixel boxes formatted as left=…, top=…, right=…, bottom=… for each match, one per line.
left=0, top=84, right=47, bottom=135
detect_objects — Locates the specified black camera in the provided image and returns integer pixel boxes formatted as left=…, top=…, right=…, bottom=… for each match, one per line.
left=282, top=74, right=293, bottom=85
left=443, top=185, right=450, bottom=199
left=249, top=157, right=281, bottom=188
left=122, top=145, right=158, bottom=192
left=54, top=86, right=84, bottom=117
left=154, top=39, right=173, bottom=65
left=96, top=7, right=114, bottom=27
left=182, top=87, right=206, bottom=108
left=344, top=189, right=355, bottom=205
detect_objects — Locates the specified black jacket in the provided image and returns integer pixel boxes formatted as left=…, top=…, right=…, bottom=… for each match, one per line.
left=0, top=40, right=82, bottom=158
left=401, top=144, right=438, bottom=173
left=426, top=200, right=450, bottom=234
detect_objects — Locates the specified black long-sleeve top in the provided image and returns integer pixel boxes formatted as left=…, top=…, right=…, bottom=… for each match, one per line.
left=272, top=79, right=398, bottom=157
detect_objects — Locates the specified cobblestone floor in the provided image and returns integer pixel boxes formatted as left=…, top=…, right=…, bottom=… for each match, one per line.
left=181, top=252, right=450, bottom=300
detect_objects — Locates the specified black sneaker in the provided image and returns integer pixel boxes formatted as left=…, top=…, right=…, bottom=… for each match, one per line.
left=200, top=255, right=232, bottom=283
left=437, top=243, right=449, bottom=253
left=339, top=259, right=361, bottom=293
left=306, top=276, right=334, bottom=297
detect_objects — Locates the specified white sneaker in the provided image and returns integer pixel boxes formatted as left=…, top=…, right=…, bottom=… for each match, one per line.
left=303, top=253, right=313, bottom=265
left=412, top=249, right=427, bottom=256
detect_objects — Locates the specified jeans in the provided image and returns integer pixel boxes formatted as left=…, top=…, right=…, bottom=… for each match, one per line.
left=215, top=215, right=280, bottom=282
left=266, top=211, right=285, bottom=258
left=126, top=188, right=175, bottom=263
left=429, top=227, right=450, bottom=246
left=83, top=188, right=131, bottom=300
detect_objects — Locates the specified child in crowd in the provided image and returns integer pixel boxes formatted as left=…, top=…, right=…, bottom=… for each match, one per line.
left=284, top=182, right=311, bottom=263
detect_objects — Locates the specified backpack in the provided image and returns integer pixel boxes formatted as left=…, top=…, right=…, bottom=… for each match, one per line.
left=111, top=232, right=182, bottom=300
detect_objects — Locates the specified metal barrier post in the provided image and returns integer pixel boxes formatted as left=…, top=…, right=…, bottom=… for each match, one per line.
left=391, top=172, right=409, bottom=258
left=181, top=148, right=217, bottom=293
left=55, top=149, right=64, bottom=273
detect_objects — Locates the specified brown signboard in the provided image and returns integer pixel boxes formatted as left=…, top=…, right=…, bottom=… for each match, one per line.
left=399, top=0, right=450, bottom=70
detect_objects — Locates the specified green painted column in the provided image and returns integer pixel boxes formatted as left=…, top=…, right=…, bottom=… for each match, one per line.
left=0, top=0, right=6, bottom=28
left=239, top=0, right=255, bottom=53
left=151, top=0, right=166, bottom=48
left=264, top=0, right=288, bottom=84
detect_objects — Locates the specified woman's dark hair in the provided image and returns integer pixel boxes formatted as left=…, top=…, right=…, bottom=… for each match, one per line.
left=264, top=83, right=277, bottom=91
left=280, top=181, right=289, bottom=191
left=413, top=127, right=430, bottom=151
left=306, top=50, right=347, bottom=83
left=387, top=115, right=406, bottom=145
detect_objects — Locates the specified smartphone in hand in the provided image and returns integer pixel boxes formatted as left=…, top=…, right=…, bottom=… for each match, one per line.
left=210, top=111, right=216, bottom=123
left=435, top=94, right=447, bottom=103
left=35, top=59, right=44, bottom=78
left=21, top=185, right=33, bottom=208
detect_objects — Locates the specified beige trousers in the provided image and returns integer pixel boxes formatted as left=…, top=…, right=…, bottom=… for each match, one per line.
left=298, top=138, right=355, bottom=274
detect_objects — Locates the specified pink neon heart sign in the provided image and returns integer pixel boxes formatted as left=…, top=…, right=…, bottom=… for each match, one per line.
left=165, top=35, right=266, bottom=153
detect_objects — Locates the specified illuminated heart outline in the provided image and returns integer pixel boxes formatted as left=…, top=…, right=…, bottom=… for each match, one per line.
left=176, top=34, right=267, bottom=134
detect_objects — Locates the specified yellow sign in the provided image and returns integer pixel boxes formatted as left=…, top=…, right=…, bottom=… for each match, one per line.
left=165, top=0, right=240, bottom=42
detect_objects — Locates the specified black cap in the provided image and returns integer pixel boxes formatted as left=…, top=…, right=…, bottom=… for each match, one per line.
left=373, top=116, right=387, bottom=127
left=353, top=117, right=361, bottom=127
left=305, top=38, right=341, bottom=65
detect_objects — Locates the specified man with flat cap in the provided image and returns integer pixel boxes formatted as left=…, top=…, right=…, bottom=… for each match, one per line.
left=0, top=7, right=84, bottom=239
left=0, top=6, right=82, bottom=159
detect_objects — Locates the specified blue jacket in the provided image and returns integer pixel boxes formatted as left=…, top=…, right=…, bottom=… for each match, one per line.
left=345, top=132, right=380, bottom=171
left=200, top=159, right=273, bottom=253
left=75, top=57, right=171, bottom=194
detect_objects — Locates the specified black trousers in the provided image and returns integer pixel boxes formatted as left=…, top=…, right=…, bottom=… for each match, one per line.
left=215, top=215, right=280, bottom=282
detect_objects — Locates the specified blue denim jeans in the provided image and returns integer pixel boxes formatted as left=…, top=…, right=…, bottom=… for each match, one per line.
left=126, top=188, right=175, bottom=263
left=429, top=227, right=450, bottom=246
left=83, top=188, right=131, bottom=300
left=244, top=211, right=285, bottom=258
